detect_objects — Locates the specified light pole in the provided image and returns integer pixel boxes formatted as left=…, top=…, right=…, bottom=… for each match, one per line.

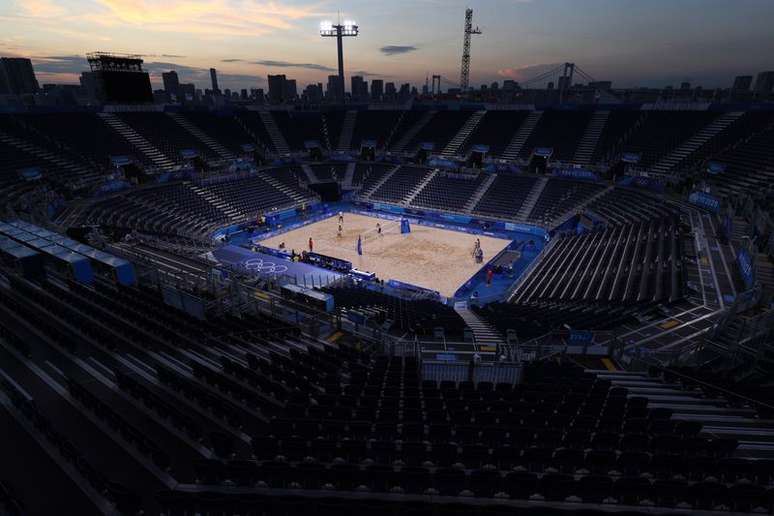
left=320, top=18, right=359, bottom=104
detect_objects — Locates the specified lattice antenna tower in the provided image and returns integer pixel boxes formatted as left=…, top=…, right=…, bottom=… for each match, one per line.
left=459, top=8, right=481, bottom=91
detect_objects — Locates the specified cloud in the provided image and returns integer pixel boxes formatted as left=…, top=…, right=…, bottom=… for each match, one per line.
left=497, top=63, right=561, bottom=83
left=380, top=45, right=418, bottom=56
left=252, top=60, right=335, bottom=72
left=28, top=55, right=262, bottom=88
left=351, top=70, right=381, bottom=78
left=7, top=0, right=323, bottom=38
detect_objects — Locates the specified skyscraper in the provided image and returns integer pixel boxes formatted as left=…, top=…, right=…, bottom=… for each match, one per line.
left=210, top=68, right=219, bottom=94
left=327, top=75, right=342, bottom=102
left=162, top=71, right=180, bottom=97
left=285, top=79, right=297, bottom=101
left=351, top=75, right=366, bottom=101
left=267, top=74, right=287, bottom=104
left=732, top=75, right=752, bottom=92
left=384, top=82, right=396, bottom=101
left=370, top=79, right=384, bottom=101
left=0, top=57, right=40, bottom=95
left=753, top=71, right=774, bottom=95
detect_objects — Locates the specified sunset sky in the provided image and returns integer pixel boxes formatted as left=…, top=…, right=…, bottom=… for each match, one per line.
left=1, top=0, right=773, bottom=91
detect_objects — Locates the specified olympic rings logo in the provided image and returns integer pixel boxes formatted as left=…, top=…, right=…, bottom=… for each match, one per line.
left=242, top=258, right=289, bottom=274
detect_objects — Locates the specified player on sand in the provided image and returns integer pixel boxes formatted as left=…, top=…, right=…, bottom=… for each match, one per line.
left=308, top=237, right=314, bottom=253
left=376, top=222, right=382, bottom=237
left=338, top=212, right=344, bottom=225
left=337, top=223, right=343, bottom=238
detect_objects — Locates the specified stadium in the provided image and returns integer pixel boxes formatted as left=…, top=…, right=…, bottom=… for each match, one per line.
left=2, top=5, right=774, bottom=516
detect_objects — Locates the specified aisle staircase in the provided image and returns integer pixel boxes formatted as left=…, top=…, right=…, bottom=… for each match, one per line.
left=259, top=111, right=290, bottom=155
left=0, top=131, right=101, bottom=188
left=337, top=111, right=357, bottom=152
left=97, top=113, right=176, bottom=171
left=590, top=369, right=774, bottom=457
left=501, top=111, right=543, bottom=160
left=342, top=163, right=356, bottom=189
left=185, top=183, right=241, bottom=222
left=258, top=172, right=306, bottom=203
left=454, top=302, right=505, bottom=350
left=515, top=177, right=549, bottom=220
left=573, top=110, right=610, bottom=165
left=390, top=111, right=436, bottom=153
left=402, top=169, right=437, bottom=206
left=441, top=110, right=486, bottom=157
left=300, top=164, right=319, bottom=184
left=651, top=111, right=744, bottom=175
left=167, top=113, right=235, bottom=160
left=464, top=174, right=497, bottom=213
left=361, top=165, right=400, bottom=199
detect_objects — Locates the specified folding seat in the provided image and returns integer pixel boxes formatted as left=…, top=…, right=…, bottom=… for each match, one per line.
left=690, top=480, right=728, bottom=510
left=281, top=436, right=309, bottom=460
left=433, top=467, right=467, bottom=496
left=539, top=473, right=575, bottom=501
left=327, top=462, right=361, bottom=490
left=309, top=438, right=338, bottom=462
left=578, top=474, right=613, bottom=503
left=616, top=451, right=650, bottom=477
left=340, top=439, right=368, bottom=463
left=428, top=423, right=452, bottom=442
left=481, top=426, right=507, bottom=447
left=226, top=460, right=259, bottom=486
left=429, top=443, right=458, bottom=467
left=510, top=427, right=535, bottom=448
left=553, top=447, right=584, bottom=474
left=369, top=440, right=396, bottom=464
left=401, top=422, right=424, bottom=441
left=562, top=429, right=590, bottom=449
left=652, top=478, right=689, bottom=507
left=399, top=467, right=432, bottom=494
left=258, top=461, right=292, bottom=488
left=586, top=449, right=617, bottom=474
left=367, top=463, right=396, bottom=492
left=650, top=434, right=682, bottom=455
left=347, top=420, right=372, bottom=439
left=619, top=433, right=649, bottom=453
left=453, top=425, right=479, bottom=444
left=460, top=443, right=490, bottom=468
left=591, top=431, right=619, bottom=451
left=503, top=471, right=538, bottom=499
left=469, top=469, right=502, bottom=497
left=521, top=446, right=553, bottom=473
left=613, top=477, right=653, bottom=505
left=208, top=432, right=235, bottom=458
left=374, top=423, right=398, bottom=440
left=295, top=461, right=326, bottom=489
left=493, top=445, right=521, bottom=470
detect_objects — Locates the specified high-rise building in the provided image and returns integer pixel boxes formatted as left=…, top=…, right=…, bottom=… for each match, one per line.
left=384, top=82, right=396, bottom=101
left=370, top=79, right=384, bottom=101
left=753, top=71, right=774, bottom=95
left=267, top=74, right=287, bottom=104
left=210, top=68, right=219, bottom=94
left=326, top=75, right=342, bottom=101
left=0, top=57, right=40, bottom=95
left=732, top=75, right=752, bottom=92
left=303, top=83, right=323, bottom=103
left=351, top=75, right=368, bottom=101
left=398, top=83, right=410, bottom=102
left=241, top=89, right=248, bottom=100
left=285, top=79, right=297, bottom=101
left=179, top=83, right=195, bottom=100
left=162, top=71, right=180, bottom=97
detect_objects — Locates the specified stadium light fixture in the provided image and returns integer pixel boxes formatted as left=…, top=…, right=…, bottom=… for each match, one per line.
left=320, top=16, right=360, bottom=104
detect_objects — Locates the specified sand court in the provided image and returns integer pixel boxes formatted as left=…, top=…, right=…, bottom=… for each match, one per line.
left=259, top=213, right=511, bottom=297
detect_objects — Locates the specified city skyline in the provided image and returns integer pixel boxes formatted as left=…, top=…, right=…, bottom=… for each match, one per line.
left=2, top=0, right=774, bottom=92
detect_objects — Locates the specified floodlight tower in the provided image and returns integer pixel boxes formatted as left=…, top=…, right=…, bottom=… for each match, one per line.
left=459, top=8, right=481, bottom=91
left=320, top=17, right=359, bottom=103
